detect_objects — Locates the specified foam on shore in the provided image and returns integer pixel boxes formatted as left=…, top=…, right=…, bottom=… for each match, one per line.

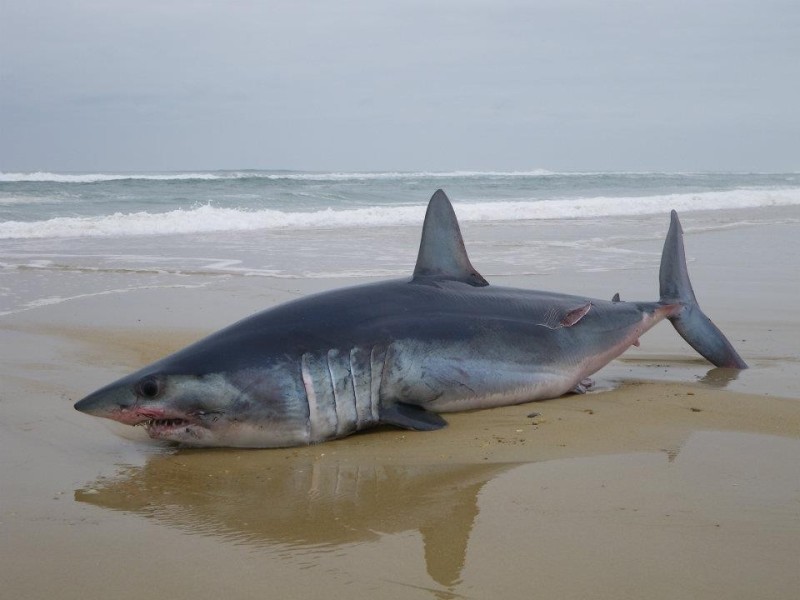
left=2, top=187, right=799, bottom=239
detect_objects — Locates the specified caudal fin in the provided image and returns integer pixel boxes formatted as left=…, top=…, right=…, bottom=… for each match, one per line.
left=659, top=211, right=748, bottom=369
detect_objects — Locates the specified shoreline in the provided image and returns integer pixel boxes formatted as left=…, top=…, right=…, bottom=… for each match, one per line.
left=1, top=216, right=799, bottom=599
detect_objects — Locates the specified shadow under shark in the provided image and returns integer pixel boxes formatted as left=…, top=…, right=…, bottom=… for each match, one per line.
left=75, top=190, right=747, bottom=447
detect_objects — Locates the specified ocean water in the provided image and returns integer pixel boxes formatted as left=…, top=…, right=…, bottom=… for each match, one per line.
left=1, top=170, right=799, bottom=316
left=2, top=170, right=800, bottom=236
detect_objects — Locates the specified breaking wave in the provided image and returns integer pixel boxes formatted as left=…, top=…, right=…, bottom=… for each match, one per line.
left=2, top=187, right=799, bottom=240
left=0, top=170, right=557, bottom=184
left=0, top=172, right=224, bottom=183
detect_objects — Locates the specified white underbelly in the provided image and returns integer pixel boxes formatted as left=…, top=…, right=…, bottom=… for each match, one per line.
left=426, top=371, right=579, bottom=413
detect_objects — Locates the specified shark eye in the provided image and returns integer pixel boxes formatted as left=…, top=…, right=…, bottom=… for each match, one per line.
left=136, top=376, right=162, bottom=399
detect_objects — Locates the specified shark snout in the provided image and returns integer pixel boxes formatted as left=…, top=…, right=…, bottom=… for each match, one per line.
left=74, top=384, right=138, bottom=423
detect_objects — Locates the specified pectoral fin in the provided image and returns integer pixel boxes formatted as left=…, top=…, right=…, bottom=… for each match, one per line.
left=561, top=302, right=592, bottom=327
left=381, top=402, right=448, bottom=431
left=541, top=301, right=593, bottom=329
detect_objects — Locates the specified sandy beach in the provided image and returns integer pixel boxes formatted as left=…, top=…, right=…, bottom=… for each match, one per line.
left=1, top=215, right=799, bottom=599
left=5, top=0, right=800, bottom=593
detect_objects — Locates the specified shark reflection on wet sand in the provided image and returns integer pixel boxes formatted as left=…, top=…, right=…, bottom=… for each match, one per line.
left=75, top=452, right=509, bottom=588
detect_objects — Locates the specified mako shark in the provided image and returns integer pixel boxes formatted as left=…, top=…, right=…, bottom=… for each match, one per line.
left=75, top=190, right=747, bottom=447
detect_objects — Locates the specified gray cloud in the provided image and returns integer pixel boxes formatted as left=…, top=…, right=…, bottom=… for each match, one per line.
left=1, top=0, right=798, bottom=171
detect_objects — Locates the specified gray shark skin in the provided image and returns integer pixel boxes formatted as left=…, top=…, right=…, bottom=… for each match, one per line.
left=75, top=190, right=747, bottom=447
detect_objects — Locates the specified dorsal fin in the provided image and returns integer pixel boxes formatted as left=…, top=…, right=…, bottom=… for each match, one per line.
left=412, top=190, right=488, bottom=286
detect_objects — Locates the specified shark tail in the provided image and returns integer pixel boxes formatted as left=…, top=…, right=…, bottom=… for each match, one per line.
left=659, top=210, right=748, bottom=369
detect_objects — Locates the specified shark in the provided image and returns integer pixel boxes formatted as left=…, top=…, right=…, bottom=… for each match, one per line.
left=75, top=190, right=747, bottom=447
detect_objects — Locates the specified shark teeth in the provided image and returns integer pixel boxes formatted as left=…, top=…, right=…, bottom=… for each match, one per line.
left=135, top=418, right=190, bottom=429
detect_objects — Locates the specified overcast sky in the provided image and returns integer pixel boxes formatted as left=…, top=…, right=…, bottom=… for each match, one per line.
left=1, top=0, right=798, bottom=172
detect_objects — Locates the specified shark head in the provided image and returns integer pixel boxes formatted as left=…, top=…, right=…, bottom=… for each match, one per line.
left=74, top=362, right=311, bottom=447
left=76, top=371, right=240, bottom=445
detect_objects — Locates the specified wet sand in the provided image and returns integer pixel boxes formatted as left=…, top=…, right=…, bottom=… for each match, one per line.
left=1, top=220, right=800, bottom=599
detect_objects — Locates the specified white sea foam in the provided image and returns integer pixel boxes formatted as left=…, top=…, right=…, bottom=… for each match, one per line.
left=0, top=282, right=214, bottom=317
left=1, top=187, right=798, bottom=239
left=4, top=170, right=798, bottom=184
left=0, top=171, right=225, bottom=183
left=264, top=169, right=559, bottom=181
left=0, top=196, right=54, bottom=205
left=0, top=170, right=561, bottom=183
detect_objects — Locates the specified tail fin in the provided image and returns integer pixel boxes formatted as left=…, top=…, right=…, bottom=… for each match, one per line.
left=659, top=211, right=748, bottom=368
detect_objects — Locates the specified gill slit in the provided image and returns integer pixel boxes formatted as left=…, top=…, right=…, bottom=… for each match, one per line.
left=300, top=353, right=316, bottom=442
left=325, top=350, right=341, bottom=434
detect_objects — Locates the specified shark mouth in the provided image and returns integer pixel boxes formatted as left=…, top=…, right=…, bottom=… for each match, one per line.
left=128, top=409, right=201, bottom=438
left=136, top=417, right=203, bottom=440
left=134, top=418, right=192, bottom=430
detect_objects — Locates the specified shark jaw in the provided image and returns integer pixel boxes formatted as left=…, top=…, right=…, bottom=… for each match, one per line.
left=122, top=407, right=210, bottom=443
